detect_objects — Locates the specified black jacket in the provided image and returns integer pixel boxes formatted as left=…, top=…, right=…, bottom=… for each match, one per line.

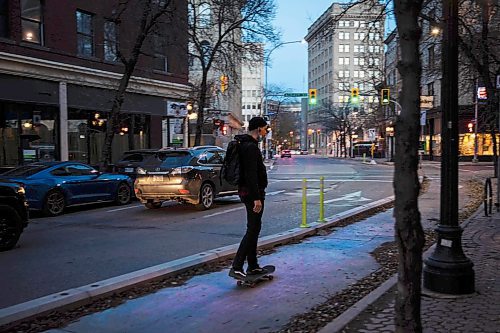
left=235, top=134, right=268, bottom=201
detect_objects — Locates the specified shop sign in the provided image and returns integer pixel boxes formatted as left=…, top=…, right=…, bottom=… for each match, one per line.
left=420, top=110, right=426, bottom=126
left=166, top=101, right=188, bottom=117
left=420, top=95, right=434, bottom=109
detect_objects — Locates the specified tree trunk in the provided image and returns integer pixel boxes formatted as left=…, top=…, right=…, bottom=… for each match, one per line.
left=195, top=73, right=209, bottom=146
left=393, top=0, right=425, bottom=331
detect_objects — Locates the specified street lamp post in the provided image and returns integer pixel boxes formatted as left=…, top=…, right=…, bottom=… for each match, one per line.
left=264, top=40, right=304, bottom=159
left=423, top=0, right=475, bottom=294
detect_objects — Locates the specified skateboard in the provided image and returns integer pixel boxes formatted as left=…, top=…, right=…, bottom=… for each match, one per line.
left=235, top=265, right=275, bottom=288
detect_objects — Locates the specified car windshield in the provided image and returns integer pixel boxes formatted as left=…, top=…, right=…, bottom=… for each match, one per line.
left=2, top=164, right=50, bottom=177
left=159, top=152, right=192, bottom=168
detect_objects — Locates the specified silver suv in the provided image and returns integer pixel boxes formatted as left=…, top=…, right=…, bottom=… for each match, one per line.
left=134, top=147, right=238, bottom=210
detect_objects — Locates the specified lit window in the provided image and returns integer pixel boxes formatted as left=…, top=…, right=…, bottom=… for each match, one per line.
left=76, top=10, right=93, bottom=56
left=21, top=0, right=43, bottom=44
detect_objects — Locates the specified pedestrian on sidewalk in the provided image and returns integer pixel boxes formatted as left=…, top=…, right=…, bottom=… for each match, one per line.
left=229, top=116, right=269, bottom=279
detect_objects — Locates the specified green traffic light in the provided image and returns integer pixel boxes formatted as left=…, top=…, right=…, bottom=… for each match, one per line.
left=309, top=98, right=317, bottom=105
left=351, top=96, right=359, bottom=105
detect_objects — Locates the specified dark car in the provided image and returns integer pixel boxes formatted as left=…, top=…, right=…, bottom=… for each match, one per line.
left=115, top=149, right=166, bottom=181
left=0, top=180, right=29, bottom=251
left=1, top=162, right=133, bottom=216
left=134, top=147, right=238, bottom=210
left=281, top=149, right=292, bottom=158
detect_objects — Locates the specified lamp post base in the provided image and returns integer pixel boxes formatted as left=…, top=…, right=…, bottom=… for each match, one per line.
left=423, top=225, right=475, bottom=294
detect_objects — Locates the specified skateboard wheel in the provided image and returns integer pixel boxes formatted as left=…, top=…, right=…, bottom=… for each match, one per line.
left=237, top=281, right=243, bottom=286
left=268, top=275, right=274, bottom=280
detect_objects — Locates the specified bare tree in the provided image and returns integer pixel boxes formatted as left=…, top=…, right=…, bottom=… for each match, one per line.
left=393, top=0, right=426, bottom=331
left=187, top=0, right=279, bottom=146
left=100, top=0, right=179, bottom=167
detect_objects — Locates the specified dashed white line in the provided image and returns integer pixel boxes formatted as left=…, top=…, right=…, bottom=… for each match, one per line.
left=106, top=204, right=143, bottom=213
left=203, top=206, right=245, bottom=218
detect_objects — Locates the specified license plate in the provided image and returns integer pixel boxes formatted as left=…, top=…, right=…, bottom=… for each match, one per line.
left=125, top=168, right=134, bottom=173
left=152, top=175, right=163, bottom=182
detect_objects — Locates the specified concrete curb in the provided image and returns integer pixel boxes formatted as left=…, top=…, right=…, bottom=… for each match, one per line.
left=318, top=202, right=486, bottom=333
left=0, top=195, right=394, bottom=328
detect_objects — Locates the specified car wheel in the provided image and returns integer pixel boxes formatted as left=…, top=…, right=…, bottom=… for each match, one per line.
left=43, top=189, right=66, bottom=217
left=0, top=205, right=23, bottom=251
left=115, top=182, right=131, bottom=205
left=196, top=183, right=214, bottom=210
left=145, top=202, right=162, bottom=209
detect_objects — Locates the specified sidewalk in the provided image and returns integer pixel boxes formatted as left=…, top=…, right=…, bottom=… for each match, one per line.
left=325, top=211, right=500, bottom=333
left=4, top=168, right=495, bottom=333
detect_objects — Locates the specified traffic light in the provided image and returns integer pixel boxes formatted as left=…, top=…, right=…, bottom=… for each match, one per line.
left=350, top=87, right=359, bottom=105
left=381, top=89, right=390, bottom=105
left=220, top=75, right=228, bottom=93
left=309, top=88, right=317, bottom=105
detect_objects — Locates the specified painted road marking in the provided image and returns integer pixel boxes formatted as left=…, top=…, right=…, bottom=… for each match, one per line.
left=269, top=179, right=392, bottom=183
left=324, top=191, right=371, bottom=204
left=203, top=206, right=245, bottom=218
left=106, top=204, right=143, bottom=213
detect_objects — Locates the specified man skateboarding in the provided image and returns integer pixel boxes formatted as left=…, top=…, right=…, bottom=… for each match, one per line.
left=229, top=117, right=269, bottom=280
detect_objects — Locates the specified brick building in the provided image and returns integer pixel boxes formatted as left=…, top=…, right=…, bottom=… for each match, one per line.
left=0, top=0, right=190, bottom=168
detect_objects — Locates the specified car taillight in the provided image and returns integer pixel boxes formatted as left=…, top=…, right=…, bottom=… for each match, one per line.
left=171, top=166, right=194, bottom=175
left=178, top=189, right=190, bottom=194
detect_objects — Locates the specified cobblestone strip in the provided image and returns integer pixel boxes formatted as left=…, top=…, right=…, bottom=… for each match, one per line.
left=341, top=213, right=500, bottom=333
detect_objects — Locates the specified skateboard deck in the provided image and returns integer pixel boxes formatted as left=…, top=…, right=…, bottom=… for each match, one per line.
left=236, top=265, right=275, bottom=288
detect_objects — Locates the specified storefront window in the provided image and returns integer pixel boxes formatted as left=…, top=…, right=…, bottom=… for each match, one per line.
left=0, top=103, right=57, bottom=167
left=68, top=110, right=149, bottom=166
left=460, top=133, right=499, bottom=156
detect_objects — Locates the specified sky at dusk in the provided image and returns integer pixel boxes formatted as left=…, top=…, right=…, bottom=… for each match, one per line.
left=268, top=0, right=396, bottom=93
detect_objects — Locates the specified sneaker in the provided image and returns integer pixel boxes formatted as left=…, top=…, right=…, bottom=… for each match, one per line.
left=229, top=268, right=247, bottom=280
left=246, top=266, right=265, bottom=275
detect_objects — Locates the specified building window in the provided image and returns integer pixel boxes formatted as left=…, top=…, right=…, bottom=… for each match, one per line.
left=104, top=20, right=118, bottom=62
left=339, top=57, right=350, bottom=65
left=338, top=44, right=350, bottom=53
left=76, top=10, right=94, bottom=56
left=339, top=32, right=350, bottom=40
left=198, top=3, right=211, bottom=28
left=0, top=0, right=8, bottom=38
left=21, top=0, right=43, bottom=44
left=153, top=34, right=167, bottom=71
left=427, top=82, right=434, bottom=96
left=427, top=46, right=435, bottom=68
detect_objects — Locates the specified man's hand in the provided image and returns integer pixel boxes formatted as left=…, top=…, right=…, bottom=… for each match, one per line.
left=253, top=200, right=262, bottom=213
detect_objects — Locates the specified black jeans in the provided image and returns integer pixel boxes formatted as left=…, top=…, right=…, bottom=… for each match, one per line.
left=232, top=199, right=264, bottom=270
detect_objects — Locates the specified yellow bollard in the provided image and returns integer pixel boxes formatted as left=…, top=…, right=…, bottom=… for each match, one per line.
left=318, top=176, right=325, bottom=222
left=301, top=178, right=310, bottom=228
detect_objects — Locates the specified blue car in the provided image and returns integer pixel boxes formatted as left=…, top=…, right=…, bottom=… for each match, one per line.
left=0, top=162, right=133, bottom=216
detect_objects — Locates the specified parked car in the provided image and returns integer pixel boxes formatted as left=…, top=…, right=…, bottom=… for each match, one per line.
left=115, top=149, right=166, bottom=181
left=0, top=162, right=133, bottom=216
left=300, top=150, right=309, bottom=155
left=0, top=180, right=29, bottom=251
left=281, top=150, right=292, bottom=158
left=134, top=147, right=238, bottom=210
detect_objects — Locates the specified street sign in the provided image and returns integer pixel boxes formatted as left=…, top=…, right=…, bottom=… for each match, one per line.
left=284, top=92, right=308, bottom=97
left=420, top=95, right=434, bottom=109
left=420, top=110, right=426, bottom=126
left=368, top=128, right=376, bottom=141
left=477, top=87, right=487, bottom=100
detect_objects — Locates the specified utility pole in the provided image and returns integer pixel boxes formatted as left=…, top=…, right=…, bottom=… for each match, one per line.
left=423, top=0, right=475, bottom=294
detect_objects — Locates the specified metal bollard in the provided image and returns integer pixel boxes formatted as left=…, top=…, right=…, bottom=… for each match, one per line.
left=318, top=176, right=325, bottom=222
left=301, top=179, right=310, bottom=228
left=363, top=153, right=366, bottom=163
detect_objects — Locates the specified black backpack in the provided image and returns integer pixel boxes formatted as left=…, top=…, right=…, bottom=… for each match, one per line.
left=222, top=139, right=241, bottom=186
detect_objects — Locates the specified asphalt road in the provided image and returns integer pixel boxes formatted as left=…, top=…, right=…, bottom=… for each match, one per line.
left=0, top=156, right=396, bottom=308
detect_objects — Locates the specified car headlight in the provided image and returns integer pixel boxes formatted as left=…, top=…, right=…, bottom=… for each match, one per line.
left=17, top=187, right=26, bottom=195
left=171, top=166, right=194, bottom=175
left=136, top=167, right=147, bottom=175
